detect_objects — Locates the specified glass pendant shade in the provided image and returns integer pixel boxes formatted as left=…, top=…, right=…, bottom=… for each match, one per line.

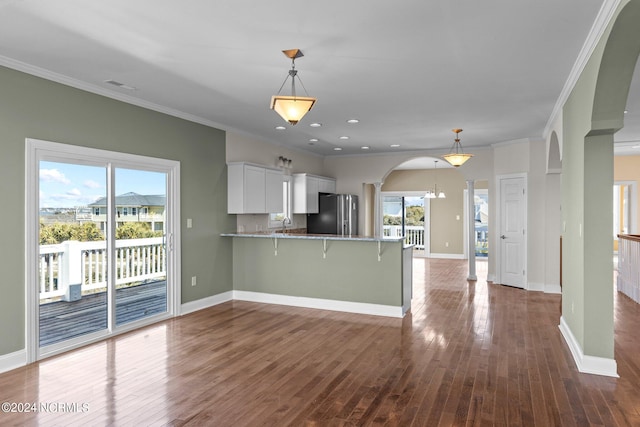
left=270, top=95, right=316, bottom=125
left=442, top=152, right=473, bottom=167
left=426, top=160, right=446, bottom=199
left=442, top=128, right=473, bottom=167
left=270, top=49, right=316, bottom=126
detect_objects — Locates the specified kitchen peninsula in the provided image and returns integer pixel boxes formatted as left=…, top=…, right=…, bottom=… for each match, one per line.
left=221, top=232, right=413, bottom=317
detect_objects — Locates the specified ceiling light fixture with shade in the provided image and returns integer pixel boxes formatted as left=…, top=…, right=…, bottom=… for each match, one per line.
left=425, top=160, right=446, bottom=199
left=270, top=49, right=316, bottom=125
left=442, top=128, right=473, bottom=167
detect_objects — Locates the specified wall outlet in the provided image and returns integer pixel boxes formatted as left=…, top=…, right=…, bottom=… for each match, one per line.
left=445, top=242, right=449, bottom=247
left=191, top=276, right=197, bottom=287
left=187, top=218, right=193, bottom=228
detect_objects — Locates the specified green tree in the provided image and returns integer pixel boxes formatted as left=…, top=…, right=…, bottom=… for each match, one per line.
left=115, top=222, right=163, bottom=240
left=405, top=205, right=424, bottom=226
left=383, top=215, right=402, bottom=225
left=39, top=222, right=104, bottom=244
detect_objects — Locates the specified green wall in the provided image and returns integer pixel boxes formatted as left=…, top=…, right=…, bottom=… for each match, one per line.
left=232, top=237, right=403, bottom=306
left=561, top=0, right=639, bottom=359
left=0, top=66, right=235, bottom=356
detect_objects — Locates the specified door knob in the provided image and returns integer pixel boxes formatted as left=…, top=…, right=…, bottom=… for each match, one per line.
left=500, top=235, right=506, bottom=239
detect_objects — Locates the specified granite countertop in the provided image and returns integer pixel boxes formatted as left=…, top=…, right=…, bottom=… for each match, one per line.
left=220, top=231, right=405, bottom=242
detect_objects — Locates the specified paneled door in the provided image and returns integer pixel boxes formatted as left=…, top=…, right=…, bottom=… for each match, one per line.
left=498, top=175, right=526, bottom=288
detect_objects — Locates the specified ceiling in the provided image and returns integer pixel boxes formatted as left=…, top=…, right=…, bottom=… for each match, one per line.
left=1, top=0, right=637, bottom=159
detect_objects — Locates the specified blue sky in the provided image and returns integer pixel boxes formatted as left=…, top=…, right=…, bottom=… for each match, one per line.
left=40, top=161, right=166, bottom=208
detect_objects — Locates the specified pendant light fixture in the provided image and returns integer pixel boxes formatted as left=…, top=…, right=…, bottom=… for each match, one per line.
left=270, top=49, right=316, bottom=125
left=442, top=128, right=473, bottom=167
left=426, top=160, right=446, bottom=199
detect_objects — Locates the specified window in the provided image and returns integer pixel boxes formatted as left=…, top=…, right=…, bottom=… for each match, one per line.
left=269, top=175, right=292, bottom=229
left=132, top=207, right=137, bottom=216
left=123, top=207, right=128, bottom=216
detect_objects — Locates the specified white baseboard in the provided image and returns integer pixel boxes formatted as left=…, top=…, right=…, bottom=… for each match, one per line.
left=180, top=291, right=233, bottom=315
left=429, top=253, right=465, bottom=260
left=559, top=316, right=618, bottom=377
left=233, top=290, right=404, bottom=318
left=0, top=349, right=26, bottom=374
left=527, top=282, right=545, bottom=292
left=545, top=283, right=562, bottom=294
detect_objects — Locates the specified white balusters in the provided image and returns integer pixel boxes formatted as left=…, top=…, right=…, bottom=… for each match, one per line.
left=617, top=235, right=640, bottom=304
left=38, top=237, right=166, bottom=301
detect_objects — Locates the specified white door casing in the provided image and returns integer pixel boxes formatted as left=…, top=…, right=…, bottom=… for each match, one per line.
left=497, top=174, right=527, bottom=288
left=26, top=138, right=181, bottom=362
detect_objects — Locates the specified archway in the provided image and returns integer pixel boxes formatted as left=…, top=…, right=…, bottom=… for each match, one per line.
left=547, top=131, right=562, bottom=173
left=560, top=0, right=640, bottom=377
left=381, top=156, right=467, bottom=259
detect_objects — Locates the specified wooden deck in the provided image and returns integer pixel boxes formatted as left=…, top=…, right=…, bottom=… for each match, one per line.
left=39, top=281, right=167, bottom=347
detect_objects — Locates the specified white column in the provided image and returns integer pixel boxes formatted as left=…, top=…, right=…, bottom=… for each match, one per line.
left=467, top=180, right=477, bottom=281
left=373, top=182, right=383, bottom=237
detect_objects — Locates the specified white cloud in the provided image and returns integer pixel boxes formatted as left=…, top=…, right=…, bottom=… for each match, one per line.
left=40, top=169, right=70, bottom=184
left=84, top=179, right=102, bottom=189
left=67, top=188, right=82, bottom=196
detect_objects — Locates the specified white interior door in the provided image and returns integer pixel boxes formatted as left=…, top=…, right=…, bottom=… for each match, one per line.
left=499, top=175, right=526, bottom=288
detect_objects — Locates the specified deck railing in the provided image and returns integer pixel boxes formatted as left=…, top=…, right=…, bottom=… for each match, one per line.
left=617, top=234, right=640, bottom=304
left=383, top=224, right=489, bottom=256
left=383, top=225, right=425, bottom=250
left=38, top=237, right=166, bottom=301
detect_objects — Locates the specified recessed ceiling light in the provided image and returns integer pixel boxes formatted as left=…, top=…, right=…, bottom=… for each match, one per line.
left=390, top=144, right=401, bottom=148
left=347, top=119, right=360, bottom=124
left=275, top=126, right=286, bottom=130
left=624, top=110, right=629, bottom=114
left=333, top=147, right=343, bottom=151
left=361, top=146, right=370, bottom=150
left=310, top=122, right=322, bottom=127
left=309, top=138, right=318, bottom=142
left=339, top=136, right=350, bottom=140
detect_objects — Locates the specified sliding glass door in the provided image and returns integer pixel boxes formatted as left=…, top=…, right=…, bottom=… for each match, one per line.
left=382, top=193, right=426, bottom=256
left=114, top=168, right=167, bottom=326
left=28, top=139, right=179, bottom=361
left=38, top=161, right=109, bottom=347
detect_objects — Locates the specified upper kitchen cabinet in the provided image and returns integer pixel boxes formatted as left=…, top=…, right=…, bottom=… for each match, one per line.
left=227, top=162, right=283, bottom=214
left=292, top=173, right=336, bottom=214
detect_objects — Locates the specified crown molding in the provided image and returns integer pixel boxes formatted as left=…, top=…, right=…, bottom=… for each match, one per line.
left=491, top=137, right=533, bottom=148
left=543, top=0, right=622, bottom=139
left=0, top=54, right=228, bottom=131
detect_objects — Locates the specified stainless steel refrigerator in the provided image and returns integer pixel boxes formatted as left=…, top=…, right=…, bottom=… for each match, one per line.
left=307, top=193, right=359, bottom=235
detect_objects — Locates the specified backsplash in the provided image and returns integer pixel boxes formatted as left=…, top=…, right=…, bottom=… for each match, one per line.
left=235, top=213, right=307, bottom=233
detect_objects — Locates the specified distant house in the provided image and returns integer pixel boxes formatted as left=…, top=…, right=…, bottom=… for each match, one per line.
left=88, top=192, right=165, bottom=233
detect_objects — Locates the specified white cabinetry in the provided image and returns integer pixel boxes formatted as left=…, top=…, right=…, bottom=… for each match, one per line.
left=318, top=177, right=336, bottom=194
left=265, top=168, right=284, bottom=213
left=292, top=173, right=336, bottom=214
left=227, top=162, right=283, bottom=214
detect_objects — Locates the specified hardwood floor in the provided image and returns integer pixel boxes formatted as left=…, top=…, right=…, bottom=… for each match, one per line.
left=2, top=258, right=640, bottom=426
